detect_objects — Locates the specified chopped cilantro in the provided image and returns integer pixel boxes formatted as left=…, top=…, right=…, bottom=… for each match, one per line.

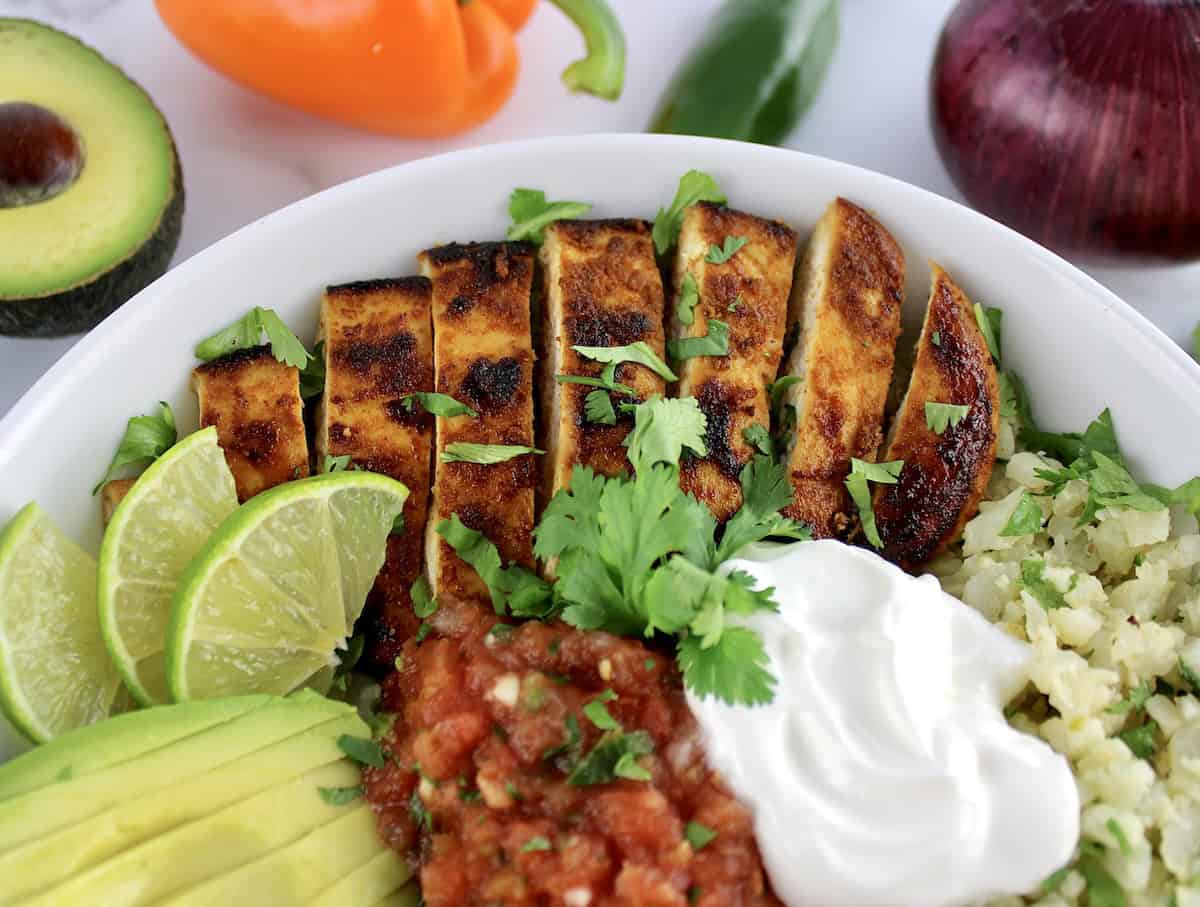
left=504, top=781, right=524, bottom=801
left=441, top=443, right=544, bottom=465
left=845, top=458, right=903, bottom=549
left=1106, top=818, right=1132, bottom=855
left=715, top=455, right=811, bottom=563
left=584, top=389, right=617, bottom=425
left=644, top=658, right=656, bottom=671
left=411, top=576, right=437, bottom=619
left=1079, top=848, right=1126, bottom=907
left=409, top=788, right=432, bottom=830
left=520, top=836, right=552, bottom=853
left=437, top=515, right=553, bottom=617
left=668, top=319, right=730, bottom=360
left=931, top=330, right=941, bottom=347
left=556, top=371, right=637, bottom=396
left=652, top=170, right=726, bottom=255
left=678, top=628, right=775, bottom=706
left=573, top=340, right=677, bottom=382
left=685, top=821, right=717, bottom=851
left=742, top=423, right=773, bottom=456
left=543, top=713, right=583, bottom=763
left=317, top=784, right=363, bottom=805
left=620, top=396, right=708, bottom=471
left=705, top=235, right=747, bottom=264
left=93, top=401, right=177, bottom=494
left=1118, top=720, right=1158, bottom=759
left=676, top=272, right=700, bottom=325
left=195, top=306, right=312, bottom=368
left=727, top=295, right=743, bottom=313
left=337, top=734, right=386, bottom=768
left=768, top=375, right=802, bottom=412
left=1042, top=865, right=1070, bottom=893
left=1107, top=680, right=1154, bottom=714
left=1020, top=559, right=1068, bottom=610
left=415, top=622, right=432, bottom=644
left=488, top=623, right=516, bottom=641
left=614, top=750, right=651, bottom=781
left=924, top=401, right=970, bottom=434
left=567, top=730, right=654, bottom=786
left=507, top=188, right=592, bottom=243
left=400, top=392, right=478, bottom=419
left=299, top=340, right=325, bottom=399
left=583, top=690, right=621, bottom=731
left=1180, top=657, right=1200, bottom=694
left=973, top=303, right=1002, bottom=363
left=323, top=454, right=352, bottom=473
left=999, top=491, right=1045, bottom=537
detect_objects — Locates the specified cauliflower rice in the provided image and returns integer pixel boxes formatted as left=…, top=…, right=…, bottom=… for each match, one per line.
left=932, top=411, right=1200, bottom=907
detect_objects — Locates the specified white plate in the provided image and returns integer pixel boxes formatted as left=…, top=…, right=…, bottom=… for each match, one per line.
left=2, top=134, right=1198, bottom=757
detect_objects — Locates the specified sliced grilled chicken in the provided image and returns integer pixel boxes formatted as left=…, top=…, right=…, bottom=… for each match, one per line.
left=669, top=202, right=798, bottom=521
left=316, top=277, right=434, bottom=671
left=779, top=198, right=905, bottom=538
left=100, top=479, right=135, bottom=525
left=192, top=346, right=310, bottom=501
left=540, top=219, right=667, bottom=501
left=419, top=242, right=538, bottom=604
left=872, top=265, right=1000, bottom=571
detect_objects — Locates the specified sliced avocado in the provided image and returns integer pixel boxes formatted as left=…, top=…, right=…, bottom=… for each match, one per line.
left=308, top=851, right=415, bottom=907
left=0, top=711, right=365, bottom=901
left=0, top=19, right=183, bottom=336
left=0, top=691, right=353, bottom=852
left=156, top=805, right=394, bottom=906
left=0, top=693, right=271, bottom=802
left=24, top=759, right=361, bottom=907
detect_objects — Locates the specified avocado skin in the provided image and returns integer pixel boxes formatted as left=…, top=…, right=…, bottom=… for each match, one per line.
left=0, top=134, right=184, bottom=338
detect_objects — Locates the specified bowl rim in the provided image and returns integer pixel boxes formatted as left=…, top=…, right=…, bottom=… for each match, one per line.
left=4, top=132, right=1198, bottom=444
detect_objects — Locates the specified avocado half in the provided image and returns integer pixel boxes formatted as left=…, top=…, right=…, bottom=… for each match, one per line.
left=0, top=19, right=183, bottom=337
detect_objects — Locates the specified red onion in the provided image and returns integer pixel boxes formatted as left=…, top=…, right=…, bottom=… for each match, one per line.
left=930, top=0, right=1200, bottom=264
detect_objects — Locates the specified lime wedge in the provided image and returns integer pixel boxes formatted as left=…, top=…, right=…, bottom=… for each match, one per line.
left=0, top=503, right=124, bottom=743
left=98, top=427, right=239, bottom=705
left=166, top=472, right=408, bottom=701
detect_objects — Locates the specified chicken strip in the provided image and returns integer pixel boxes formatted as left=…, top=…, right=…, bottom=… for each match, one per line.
left=872, top=265, right=1000, bottom=571
left=418, top=242, right=538, bottom=604
left=779, top=198, right=905, bottom=538
left=539, top=219, right=667, bottom=501
left=669, top=202, right=797, bottom=520
left=192, top=346, right=309, bottom=501
left=316, top=277, right=434, bottom=672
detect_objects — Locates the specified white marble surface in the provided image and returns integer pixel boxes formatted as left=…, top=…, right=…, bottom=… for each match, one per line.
left=2, top=0, right=1197, bottom=416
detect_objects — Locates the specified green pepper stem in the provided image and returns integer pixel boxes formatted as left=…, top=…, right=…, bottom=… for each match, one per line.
left=546, top=0, right=625, bottom=101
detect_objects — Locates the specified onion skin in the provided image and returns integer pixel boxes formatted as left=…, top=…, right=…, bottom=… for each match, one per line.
left=931, top=0, right=1200, bottom=264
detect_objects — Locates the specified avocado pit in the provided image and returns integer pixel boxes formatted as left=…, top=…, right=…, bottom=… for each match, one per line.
left=0, top=101, right=84, bottom=208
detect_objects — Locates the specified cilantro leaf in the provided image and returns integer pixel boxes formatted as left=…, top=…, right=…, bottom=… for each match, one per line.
left=679, top=627, right=775, bottom=706
left=584, top=389, right=617, bottom=425
left=1179, top=657, right=1200, bottom=694
left=441, top=443, right=543, bottom=465
left=668, top=320, right=730, bottom=361
left=401, top=392, right=478, bottom=419
left=741, top=423, right=773, bottom=456
left=705, top=236, right=747, bottom=264
left=535, top=466, right=606, bottom=562
left=93, top=401, right=177, bottom=494
left=567, top=730, right=654, bottom=786
left=196, top=307, right=312, bottom=369
left=506, top=188, right=592, bottom=243
left=685, top=822, right=718, bottom=851
left=652, top=170, right=726, bottom=255
left=583, top=690, right=621, bottom=731
left=317, top=785, right=363, bottom=805
left=1107, top=680, right=1154, bottom=714
left=1000, top=491, right=1045, bottom=537
left=973, top=303, right=1002, bottom=364
left=676, top=272, right=700, bottom=326
left=715, top=455, right=811, bottom=564
left=1079, top=851, right=1126, bottom=907
left=323, top=454, right=352, bottom=473
left=411, top=575, right=437, bottom=619
left=520, top=836, right=552, bottom=853
left=556, top=373, right=637, bottom=396
left=543, top=713, right=583, bottom=764
left=1106, top=818, right=1133, bottom=855
left=299, top=341, right=326, bottom=399
left=614, top=750, right=651, bottom=781
left=337, top=734, right=385, bottom=768
left=768, top=375, right=803, bottom=413
left=572, top=340, right=677, bottom=382
left=1020, top=559, right=1068, bottom=610
left=845, top=458, right=903, bottom=549
left=1119, top=720, right=1158, bottom=758
left=436, top=515, right=553, bottom=617
left=924, top=401, right=970, bottom=434
left=623, top=396, right=708, bottom=473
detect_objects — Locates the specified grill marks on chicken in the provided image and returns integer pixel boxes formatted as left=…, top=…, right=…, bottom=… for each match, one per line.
left=669, top=203, right=798, bottom=521
left=316, top=277, right=435, bottom=671
left=539, top=219, right=667, bottom=501
left=872, top=266, right=1000, bottom=570
left=779, top=198, right=905, bottom=538
left=419, top=242, right=538, bottom=604
left=191, top=346, right=310, bottom=502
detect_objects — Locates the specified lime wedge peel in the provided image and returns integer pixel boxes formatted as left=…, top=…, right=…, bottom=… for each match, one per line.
left=166, top=471, right=408, bottom=703
left=98, top=427, right=238, bottom=706
left=0, top=503, right=123, bottom=744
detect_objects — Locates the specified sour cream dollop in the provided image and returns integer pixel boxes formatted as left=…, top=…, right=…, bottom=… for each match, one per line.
left=687, top=540, right=1078, bottom=907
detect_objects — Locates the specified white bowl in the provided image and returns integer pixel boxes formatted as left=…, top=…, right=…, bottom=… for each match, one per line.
left=2, top=134, right=1198, bottom=756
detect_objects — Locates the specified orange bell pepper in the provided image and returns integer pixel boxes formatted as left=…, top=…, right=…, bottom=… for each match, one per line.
left=154, top=0, right=625, bottom=138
